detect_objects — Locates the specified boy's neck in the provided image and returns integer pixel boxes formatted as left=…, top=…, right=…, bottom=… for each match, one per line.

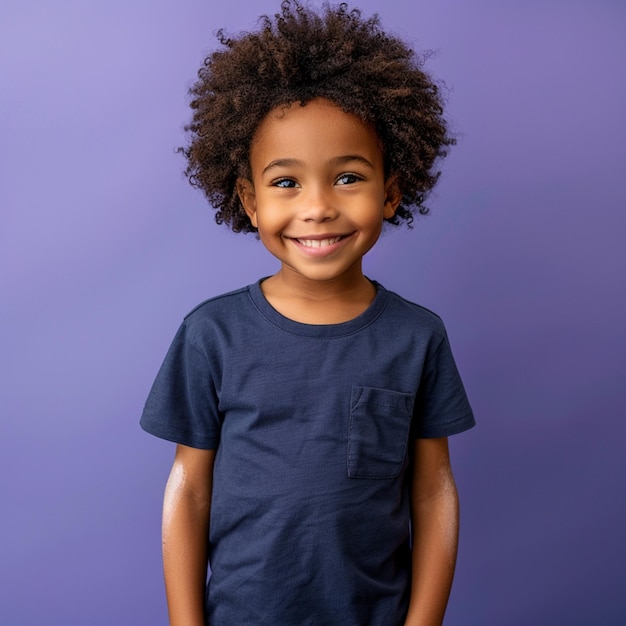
left=260, top=267, right=376, bottom=325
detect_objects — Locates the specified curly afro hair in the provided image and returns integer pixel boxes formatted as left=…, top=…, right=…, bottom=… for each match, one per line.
left=180, top=0, right=455, bottom=233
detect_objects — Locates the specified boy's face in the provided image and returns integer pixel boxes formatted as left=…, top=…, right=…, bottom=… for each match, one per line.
left=238, top=98, right=400, bottom=287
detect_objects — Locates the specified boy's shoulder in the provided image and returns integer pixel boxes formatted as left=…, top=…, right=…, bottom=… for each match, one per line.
left=183, top=284, right=251, bottom=322
left=176, top=280, right=448, bottom=345
left=383, top=285, right=447, bottom=333
left=176, top=283, right=261, bottom=345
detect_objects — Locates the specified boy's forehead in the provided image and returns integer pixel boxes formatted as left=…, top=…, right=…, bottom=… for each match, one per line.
left=252, top=98, right=382, bottom=152
left=261, top=98, right=340, bottom=123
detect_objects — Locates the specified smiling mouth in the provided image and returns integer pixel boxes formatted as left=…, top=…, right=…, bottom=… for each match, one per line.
left=295, top=236, right=343, bottom=248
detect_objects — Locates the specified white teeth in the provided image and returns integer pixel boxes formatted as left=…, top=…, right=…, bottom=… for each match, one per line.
left=297, top=237, right=341, bottom=248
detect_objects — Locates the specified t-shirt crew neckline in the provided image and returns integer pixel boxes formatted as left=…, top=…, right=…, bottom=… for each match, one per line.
left=247, top=278, right=390, bottom=338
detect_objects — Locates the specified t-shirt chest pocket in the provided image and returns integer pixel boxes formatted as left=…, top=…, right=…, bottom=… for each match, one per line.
left=347, top=386, right=414, bottom=479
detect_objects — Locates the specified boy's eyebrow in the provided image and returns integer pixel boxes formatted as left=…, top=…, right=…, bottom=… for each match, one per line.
left=262, top=158, right=304, bottom=176
left=262, top=155, right=375, bottom=176
left=330, top=155, right=375, bottom=169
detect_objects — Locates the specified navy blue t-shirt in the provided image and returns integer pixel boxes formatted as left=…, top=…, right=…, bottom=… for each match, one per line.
left=141, top=280, right=475, bottom=625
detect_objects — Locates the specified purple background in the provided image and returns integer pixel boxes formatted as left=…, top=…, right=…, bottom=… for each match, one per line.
left=1, top=1, right=625, bottom=624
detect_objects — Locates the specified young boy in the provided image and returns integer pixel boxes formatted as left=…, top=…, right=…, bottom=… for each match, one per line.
left=141, top=2, right=475, bottom=624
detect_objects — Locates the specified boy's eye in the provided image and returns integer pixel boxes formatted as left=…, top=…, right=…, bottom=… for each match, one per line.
left=273, top=178, right=299, bottom=188
left=336, top=173, right=362, bottom=185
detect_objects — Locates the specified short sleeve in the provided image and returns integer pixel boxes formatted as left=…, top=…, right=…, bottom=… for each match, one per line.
left=140, top=320, right=222, bottom=449
left=413, top=331, right=475, bottom=438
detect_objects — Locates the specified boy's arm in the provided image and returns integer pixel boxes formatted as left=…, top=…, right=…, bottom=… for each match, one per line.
left=162, top=444, right=215, bottom=626
left=404, top=437, right=459, bottom=626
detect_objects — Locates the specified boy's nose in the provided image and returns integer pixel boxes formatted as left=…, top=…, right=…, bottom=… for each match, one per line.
left=301, top=188, right=338, bottom=222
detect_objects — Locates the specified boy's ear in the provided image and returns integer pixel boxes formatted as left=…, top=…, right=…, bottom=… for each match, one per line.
left=383, top=175, right=402, bottom=219
left=237, top=178, right=258, bottom=227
